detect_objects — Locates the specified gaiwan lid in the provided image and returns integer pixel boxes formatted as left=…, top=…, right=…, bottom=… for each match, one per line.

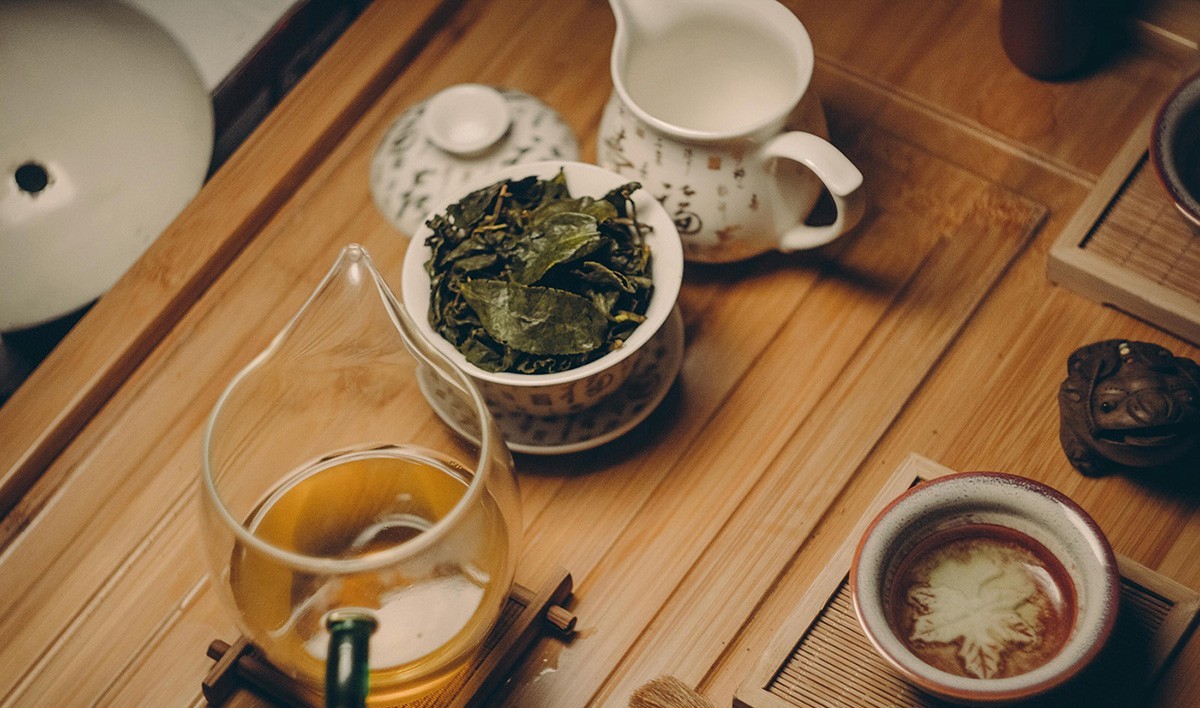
left=369, top=84, right=579, bottom=235
left=0, top=0, right=213, bottom=332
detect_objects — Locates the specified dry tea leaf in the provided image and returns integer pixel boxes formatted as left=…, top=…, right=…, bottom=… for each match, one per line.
left=424, top=170, right=653, bottom=374
left=459, top=280, right=608, bottom=355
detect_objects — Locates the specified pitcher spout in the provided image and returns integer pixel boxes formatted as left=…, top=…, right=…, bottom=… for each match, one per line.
left=605, top=0, right=812, bottom=141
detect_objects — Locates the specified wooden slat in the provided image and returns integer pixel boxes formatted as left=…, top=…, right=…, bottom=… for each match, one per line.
left=592, top=183, right=1045, bottom=707
left=1138, top=0, right=1200, bottom=50
left=502, top=110, right=1047, bottom=703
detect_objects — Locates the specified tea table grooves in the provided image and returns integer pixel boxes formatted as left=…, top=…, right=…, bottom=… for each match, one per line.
left=2, top=0, right=1199, bottom=706
left=582, top=187, right=1045, bottom=707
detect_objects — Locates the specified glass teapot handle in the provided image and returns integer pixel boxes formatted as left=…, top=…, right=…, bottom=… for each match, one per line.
left=759, top=132, right=866, bottom=252
left=325, top=610, right=377, bottom=708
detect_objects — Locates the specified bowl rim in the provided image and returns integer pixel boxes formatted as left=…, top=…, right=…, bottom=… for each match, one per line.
left=1150, top=68, right=1200, bottom=227
left=849, top=471, right=1120, bottom=703
left=401, top=160, right=683, bottom=387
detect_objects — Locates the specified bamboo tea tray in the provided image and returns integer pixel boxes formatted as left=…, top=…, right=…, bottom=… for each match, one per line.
left=734, top=454, right=1200, bottom=707
left=1047, top=110, right=1200, bottom=347
left=203, top=567, right=575, bottom=707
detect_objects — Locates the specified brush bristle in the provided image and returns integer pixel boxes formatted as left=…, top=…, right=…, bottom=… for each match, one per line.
left=629, top=676, right=714, bottom=708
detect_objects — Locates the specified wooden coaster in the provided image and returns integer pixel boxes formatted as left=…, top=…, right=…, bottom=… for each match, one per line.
left=203, top=567, right=575, bottom=707
left=735, top=455, right=1200, bottom=707
left=1048, top=108, right=1200, bottom=347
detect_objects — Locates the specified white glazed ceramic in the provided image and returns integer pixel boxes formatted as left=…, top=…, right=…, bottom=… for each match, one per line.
left=597, top=0, right=865, bottom=263
left=421, top=84, right=512, bottom=157
left=419, top=306, right=684, bottom=455
left=371, top=86, right=580, bottom=236
left=402, top=160, right=684, bottom=418
left=850, top=472, right=1120, bottom=705
left=0, top=0, right=213, bottom=331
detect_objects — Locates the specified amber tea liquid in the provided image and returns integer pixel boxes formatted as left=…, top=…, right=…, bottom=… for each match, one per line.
left=228, top=448, right=510, bottom=703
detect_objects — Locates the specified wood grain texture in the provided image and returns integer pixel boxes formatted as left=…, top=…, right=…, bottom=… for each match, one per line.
left=0, top=0, right=1198, bottom=706
left=518, top=133, right=1047, bottom=707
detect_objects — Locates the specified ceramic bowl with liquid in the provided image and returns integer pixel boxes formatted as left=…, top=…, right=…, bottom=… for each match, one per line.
left=850, top=472, right=1120, bottom=704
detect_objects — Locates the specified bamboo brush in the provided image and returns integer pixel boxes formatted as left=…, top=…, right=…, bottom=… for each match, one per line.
left=629, top=676, right=715, bottom=708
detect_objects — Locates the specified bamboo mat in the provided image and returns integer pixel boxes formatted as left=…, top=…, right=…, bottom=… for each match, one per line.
left=762, top=569, right=1188, bottom=707
left=735, top=455, right=1200, bottom=708
left=1085, top=156, right=1200, bottom=300
left=1048, top=114, right=1200, bottom=346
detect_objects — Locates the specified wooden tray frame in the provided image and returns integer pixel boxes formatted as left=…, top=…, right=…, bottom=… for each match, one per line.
left=734, top=453, right=1200, bottom=707
left=1046, top=107, right=1200, bottom=346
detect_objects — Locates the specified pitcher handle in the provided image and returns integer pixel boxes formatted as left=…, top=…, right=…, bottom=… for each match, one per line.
left=759, top=132, right=865, bottom=251
left=325, top=610, right=377, bottom=708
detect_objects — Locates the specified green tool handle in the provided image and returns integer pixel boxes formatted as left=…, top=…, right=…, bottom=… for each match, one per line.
left=325, top=610, right=377, bottom=708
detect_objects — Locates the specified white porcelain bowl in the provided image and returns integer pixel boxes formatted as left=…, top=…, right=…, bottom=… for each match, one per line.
left=402, top=161, right=683, bottom=417
left=850, top=472, right=1120, bottom=705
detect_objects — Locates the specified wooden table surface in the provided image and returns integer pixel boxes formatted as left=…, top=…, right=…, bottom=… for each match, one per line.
left=2, top=0, right=1198, bottom=705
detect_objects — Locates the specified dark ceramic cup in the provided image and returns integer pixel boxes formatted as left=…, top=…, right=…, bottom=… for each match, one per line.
left=1151, top=70, right=1200, bottom=228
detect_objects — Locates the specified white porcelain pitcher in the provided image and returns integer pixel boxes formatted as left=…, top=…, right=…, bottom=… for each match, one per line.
left=597, top=0, right=865, bottom=263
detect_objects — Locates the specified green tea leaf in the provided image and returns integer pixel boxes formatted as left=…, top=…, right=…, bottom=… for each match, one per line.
left=574, top=260, right=634, bottom=293
left=458, top=332, right=507, bottom=371
left=513, top=212, right=604, bottom=285
left=459, top=279, right=607, bottom=356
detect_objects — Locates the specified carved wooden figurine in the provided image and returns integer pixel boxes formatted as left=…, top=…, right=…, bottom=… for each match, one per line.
left=1058, top=340, right=1200, bottom=476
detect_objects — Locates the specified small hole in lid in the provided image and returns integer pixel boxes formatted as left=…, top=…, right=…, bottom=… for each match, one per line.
left=14, top=161, right=50, bottom=195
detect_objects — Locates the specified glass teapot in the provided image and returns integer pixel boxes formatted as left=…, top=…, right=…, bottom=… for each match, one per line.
left=200, top=244, right=521, bottom=706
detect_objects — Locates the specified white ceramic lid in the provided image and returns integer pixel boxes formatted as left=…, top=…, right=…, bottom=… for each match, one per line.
left=0, top=0, right=214, bottom=331
left=370, top=86, right=579, bottom=236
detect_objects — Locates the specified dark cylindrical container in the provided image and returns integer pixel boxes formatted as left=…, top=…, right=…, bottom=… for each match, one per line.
left=1000, top=0, right=1124, bottom=80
